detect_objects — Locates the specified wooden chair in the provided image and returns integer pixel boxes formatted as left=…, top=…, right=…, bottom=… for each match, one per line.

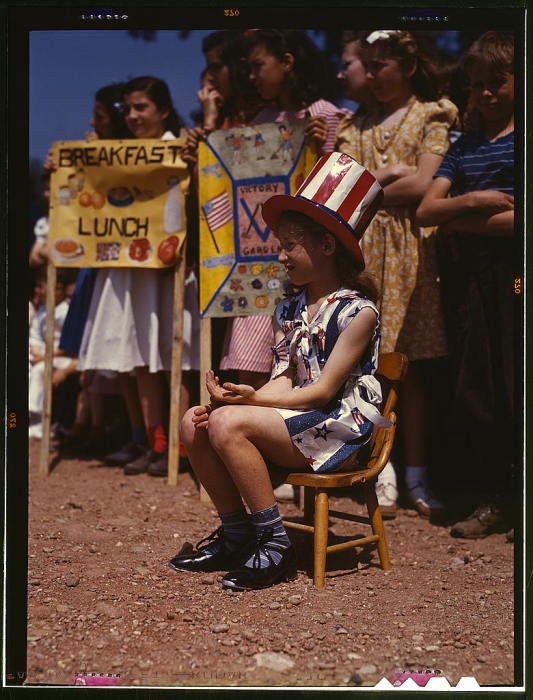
left=282, top=352, right=409, bottom=588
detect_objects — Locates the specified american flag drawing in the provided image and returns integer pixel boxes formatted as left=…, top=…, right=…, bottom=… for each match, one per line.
left=202, top=191, right=232, bottom=232
left=351, top=409, right=365, bottom=426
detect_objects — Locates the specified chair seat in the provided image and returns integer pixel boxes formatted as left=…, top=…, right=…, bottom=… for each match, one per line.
left=285, top=468, right=374, bottom=488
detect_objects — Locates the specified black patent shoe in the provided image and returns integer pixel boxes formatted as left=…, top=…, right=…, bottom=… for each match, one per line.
left=168, top=527, right=252, bottom=573
left=222, top=541, right=297, bottom=592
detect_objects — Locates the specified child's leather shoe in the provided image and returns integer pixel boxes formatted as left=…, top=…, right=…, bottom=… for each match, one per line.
left=168, top=528, right=251, bottom=573
left=221, top=544, right=297, bottom=591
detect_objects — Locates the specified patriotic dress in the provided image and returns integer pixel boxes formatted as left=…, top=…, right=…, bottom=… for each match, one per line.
left=220, top=99, right=351, bottom=374
left=271, top=288, right=389, bottom=473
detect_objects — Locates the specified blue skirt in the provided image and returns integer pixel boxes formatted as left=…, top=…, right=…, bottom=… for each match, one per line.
left=59, top=268, right=97, bottom=356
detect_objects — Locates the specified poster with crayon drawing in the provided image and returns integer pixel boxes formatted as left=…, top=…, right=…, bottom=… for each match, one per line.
left=198, top=120, right=318, bottom=318
left=48, top=139, right=188, bottom=268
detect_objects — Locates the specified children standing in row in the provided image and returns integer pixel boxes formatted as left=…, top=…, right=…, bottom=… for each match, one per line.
left=335, top=30, right=458, bottom=519
left=417, top=32, right=515, bottom=538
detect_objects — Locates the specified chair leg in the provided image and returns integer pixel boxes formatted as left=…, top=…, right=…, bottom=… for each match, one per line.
left=364, top=482, right=391, bottom=571
left=313, top=489, right=329, bottom=588
left=303, top=486, right=315, bottom=524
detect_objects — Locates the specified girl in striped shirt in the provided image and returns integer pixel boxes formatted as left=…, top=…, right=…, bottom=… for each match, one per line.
left=417, top=32, right=515, bottom=540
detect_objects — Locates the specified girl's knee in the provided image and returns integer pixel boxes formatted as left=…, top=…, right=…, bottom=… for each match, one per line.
left=180, top=406, right=201, bottom=446
left=208, top=405, right=247, bottom=445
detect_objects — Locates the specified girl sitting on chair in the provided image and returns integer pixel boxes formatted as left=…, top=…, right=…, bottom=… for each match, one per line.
left=170, top=153, right=389, bottom=591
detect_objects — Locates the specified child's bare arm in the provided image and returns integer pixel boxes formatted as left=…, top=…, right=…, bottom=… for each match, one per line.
left=439, top=209, right=514, bottom=237
left=211, top=308, right=377, bottom=411
left=373, top=163, right=417, bottom=187
left=380, top=153, right=443, bottom=206
left=417, top=177, right=514, bottom=226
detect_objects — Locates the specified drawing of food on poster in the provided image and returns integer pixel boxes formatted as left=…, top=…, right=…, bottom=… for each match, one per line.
left=48, top=139, right=188, bottom=268
left=198, top=121, right=318, bottom=317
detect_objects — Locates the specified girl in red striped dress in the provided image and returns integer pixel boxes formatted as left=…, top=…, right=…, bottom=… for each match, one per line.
left=219, top=30, right=349, bottom=390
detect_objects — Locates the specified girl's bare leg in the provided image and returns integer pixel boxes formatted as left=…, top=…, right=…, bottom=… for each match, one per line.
left=206, top=405, right=308, bottom=512
left=181, top=407, right=244, bottom=514
left=119, top=372, right=144, bottom=429
left=135, top=366, right=165, bottom=427
left=182, top=404, right=308, bottom=514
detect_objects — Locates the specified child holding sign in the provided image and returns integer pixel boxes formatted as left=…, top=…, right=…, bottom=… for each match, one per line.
left=169, top=153, right=385, bottom=591
left=79, top=76, right=197, bottom=477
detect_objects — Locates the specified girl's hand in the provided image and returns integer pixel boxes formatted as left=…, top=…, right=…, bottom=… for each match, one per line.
left=374, top=164, right=417, bottom=186
left=391, top=163, right=417, bottom=180
left=85, top=130, right=99, bottom=141
left=198, top=85, right=223, bottom=131
left=52, top=367, right=69, bottom=389
left=191, top=403, right=213, bottom=429
left=468, top=190, right=514, bottom=214
left=30, top=351, right=44, bottom=365
left=205, top=370, right=227, bottom=403
left=205, top=370, right=255, bottom=404
left=43, top=148, right=57, bottom=173
left=181, top=127, right=204, bottom=166
left=304, top=116, right=328, bottom=148
left=220, top=381, right=256, bottom=402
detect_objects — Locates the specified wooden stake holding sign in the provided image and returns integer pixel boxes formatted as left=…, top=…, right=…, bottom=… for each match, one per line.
left=167, top=242, right=187, bottom=486
left=199, top=317, right=212, bottom=502
left=39, top=261, right=57, bottom=475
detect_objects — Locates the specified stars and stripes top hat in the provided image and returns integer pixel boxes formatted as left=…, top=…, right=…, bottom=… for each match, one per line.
left=262, top=152, right=383, bottom=269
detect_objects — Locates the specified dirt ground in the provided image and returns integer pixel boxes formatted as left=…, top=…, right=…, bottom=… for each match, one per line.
left=26, top=438, right=516, bottom=689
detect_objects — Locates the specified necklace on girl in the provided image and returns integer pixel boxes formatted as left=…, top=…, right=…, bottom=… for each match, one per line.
left=359, top=95, right=417, bottom=165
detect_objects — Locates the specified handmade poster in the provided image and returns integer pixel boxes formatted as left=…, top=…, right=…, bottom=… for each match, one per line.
left=48, top=139, right=188, bottom=268
left=198, top=121, right=318, bottom=317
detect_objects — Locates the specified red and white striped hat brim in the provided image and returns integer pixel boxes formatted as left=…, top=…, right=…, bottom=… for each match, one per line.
left=262, top=152, right=383, bottom=268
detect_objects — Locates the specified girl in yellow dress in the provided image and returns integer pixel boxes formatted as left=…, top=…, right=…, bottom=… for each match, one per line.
left=336, top=30, right=458, bottom=518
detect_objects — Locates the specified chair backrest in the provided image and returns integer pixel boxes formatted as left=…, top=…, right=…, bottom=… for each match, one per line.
left=337, top=352, right=407, bottom=480
left=358, top=352, right=408, bottom=481
left=375, top=352, right=409, bottom=417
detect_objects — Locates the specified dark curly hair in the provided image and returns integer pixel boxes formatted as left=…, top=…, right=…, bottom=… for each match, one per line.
left=244, top=29, right=327, bottom=108
left=123, top=76, right=183, bottom=135
left=94, top=84, right=131, bottom=138
left=202, top=30, right=259, bottom=124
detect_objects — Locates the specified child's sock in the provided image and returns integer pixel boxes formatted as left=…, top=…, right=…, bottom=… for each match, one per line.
left=148, top=424, right=168, bottom=454
left=131, top=426, right=147, bottom=446
left=201, top=507, right=253, bottom=554
left=243, top=503, right=292, bottom=568
left=405, top=465, right=429, bottom=502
